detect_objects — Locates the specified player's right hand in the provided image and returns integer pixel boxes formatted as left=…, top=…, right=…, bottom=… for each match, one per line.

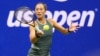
left=36, top=30, right=44, bottom=37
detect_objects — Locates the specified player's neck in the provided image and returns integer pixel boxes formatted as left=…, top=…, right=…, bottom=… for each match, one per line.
left=37, top=18, right=46, bottom=25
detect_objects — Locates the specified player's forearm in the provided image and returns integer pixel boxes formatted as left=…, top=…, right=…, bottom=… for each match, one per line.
left=29, top=34, right=37, bottom=43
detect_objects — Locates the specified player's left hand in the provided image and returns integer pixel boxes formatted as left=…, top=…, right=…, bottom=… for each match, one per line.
left=68, top=23, right=80, bottom=33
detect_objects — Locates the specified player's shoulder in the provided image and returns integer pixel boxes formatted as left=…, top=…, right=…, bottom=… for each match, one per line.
left=47, top=18, right=54, bottom=26
left=47, top=18, right=52, bottom=21
left=47, top=18, right=57, bottom=23
left=47, top=18, right=55, bottom=22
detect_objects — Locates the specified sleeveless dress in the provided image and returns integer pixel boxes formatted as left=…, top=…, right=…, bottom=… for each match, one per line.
left=28, top=19, right=53, bottom=56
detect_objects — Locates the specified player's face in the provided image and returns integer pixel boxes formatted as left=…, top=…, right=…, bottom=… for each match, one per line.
left=35, top=4, right=46, bottom=19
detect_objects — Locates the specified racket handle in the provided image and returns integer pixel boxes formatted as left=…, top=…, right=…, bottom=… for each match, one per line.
left=35, top=26, right=40, bottom=32
left=35, top=26, right=44, bottom=37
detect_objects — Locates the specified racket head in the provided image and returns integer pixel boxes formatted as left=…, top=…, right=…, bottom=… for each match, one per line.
left=14, top=6, right=34, bottom=24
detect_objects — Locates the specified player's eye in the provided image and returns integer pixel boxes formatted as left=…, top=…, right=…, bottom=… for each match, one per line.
left=35, top=8, right=39, bottom=11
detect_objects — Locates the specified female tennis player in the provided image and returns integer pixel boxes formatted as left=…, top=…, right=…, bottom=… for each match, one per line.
left=27, top=2, right=79, bottom=56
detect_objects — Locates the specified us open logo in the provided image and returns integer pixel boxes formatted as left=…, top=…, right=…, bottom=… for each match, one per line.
left=54, top=0, right=68, bottom=2
left=7, top=0, right=98, bottom=28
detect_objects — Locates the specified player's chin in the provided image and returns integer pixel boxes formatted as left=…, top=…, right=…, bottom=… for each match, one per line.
left=37, top=16, right=44, bottom=19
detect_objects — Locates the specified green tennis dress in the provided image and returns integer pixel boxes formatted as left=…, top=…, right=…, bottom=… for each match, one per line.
left=28, top=19, right=53, bottom=56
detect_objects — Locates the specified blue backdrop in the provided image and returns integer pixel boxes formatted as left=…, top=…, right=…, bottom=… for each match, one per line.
left=0, top=0, right=100, bottom=56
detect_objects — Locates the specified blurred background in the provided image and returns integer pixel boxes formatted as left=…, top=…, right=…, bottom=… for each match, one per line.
left=0, top=0, right=100, bottom=56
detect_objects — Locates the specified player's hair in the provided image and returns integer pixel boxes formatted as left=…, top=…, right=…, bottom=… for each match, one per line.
left=35, top=2, right=47, bottom=10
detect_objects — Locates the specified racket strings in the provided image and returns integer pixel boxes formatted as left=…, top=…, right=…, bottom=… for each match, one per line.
left=15, top=6, right=34, bottom=26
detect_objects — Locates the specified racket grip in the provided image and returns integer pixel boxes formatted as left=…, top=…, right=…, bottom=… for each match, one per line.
left=35, top=26, right=40, bottom=32
left=35, top=26, right=44, bottom=37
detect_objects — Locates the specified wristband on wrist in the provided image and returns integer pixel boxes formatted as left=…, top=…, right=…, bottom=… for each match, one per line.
left=68, top=28, right=71, bottom=32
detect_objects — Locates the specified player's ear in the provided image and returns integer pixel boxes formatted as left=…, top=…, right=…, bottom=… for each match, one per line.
left=44, top=10, right=46, bottom=13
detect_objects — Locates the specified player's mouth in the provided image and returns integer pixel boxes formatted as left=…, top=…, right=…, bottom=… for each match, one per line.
left=37, top=14, right=42, bottom=16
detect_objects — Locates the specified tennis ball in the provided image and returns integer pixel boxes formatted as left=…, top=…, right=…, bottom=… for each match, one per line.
left=43, top=25, right=50, bottom=31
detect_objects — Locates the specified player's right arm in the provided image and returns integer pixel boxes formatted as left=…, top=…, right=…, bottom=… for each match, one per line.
left=29, top=22, right=44, bottom=43
left=29, top=25, right=38, bottom=43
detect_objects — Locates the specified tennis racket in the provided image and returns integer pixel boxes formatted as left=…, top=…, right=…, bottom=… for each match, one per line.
left=14, top=6, right=41, bottom=33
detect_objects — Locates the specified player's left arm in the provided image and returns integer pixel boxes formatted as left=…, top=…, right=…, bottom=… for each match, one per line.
left=49, top=19, right=79, bottom=34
